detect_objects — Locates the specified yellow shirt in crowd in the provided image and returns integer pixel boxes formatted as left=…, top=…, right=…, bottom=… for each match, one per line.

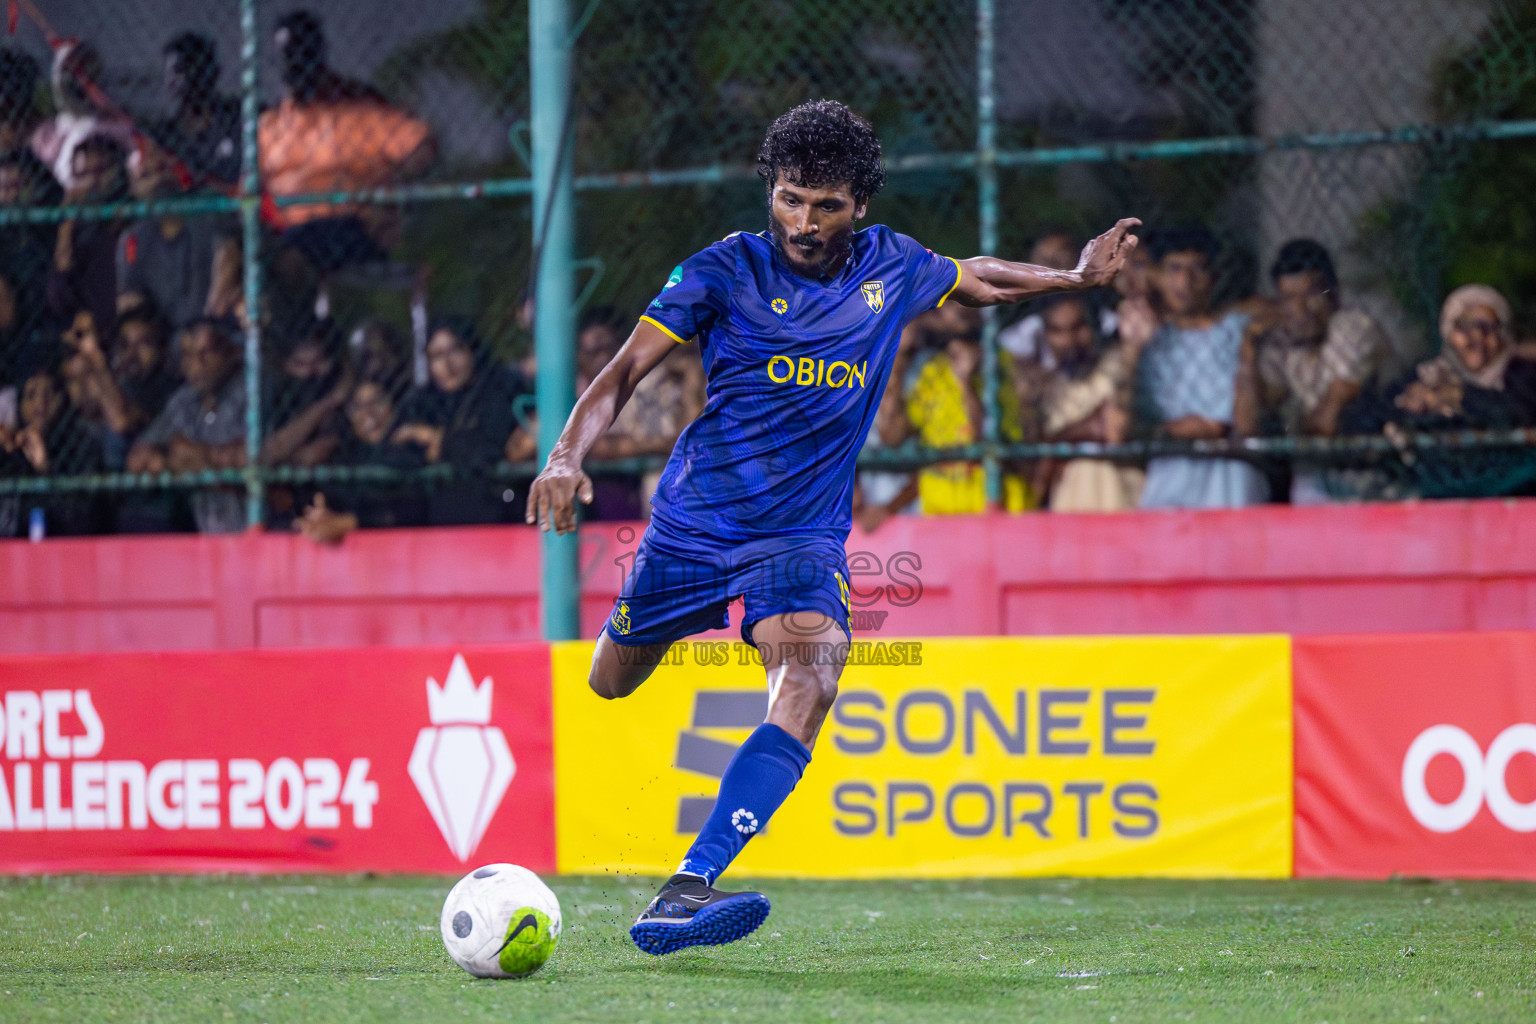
left=904, top=352, right=1031, bottom=514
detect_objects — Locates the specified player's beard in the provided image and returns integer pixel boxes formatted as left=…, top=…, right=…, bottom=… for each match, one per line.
left=770, top=215, right=856, bottom=279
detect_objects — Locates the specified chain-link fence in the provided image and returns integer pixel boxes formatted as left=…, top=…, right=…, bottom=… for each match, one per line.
left=3, top=0, right=1536, bottom=540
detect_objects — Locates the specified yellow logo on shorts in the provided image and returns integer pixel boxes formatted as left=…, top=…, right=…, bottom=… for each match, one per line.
left=835, top=571, right=852, bottom=630
left=770, top=297, right=788, bottom=315
left=861, top=281, right=884, bottom=313
left=611, top=601, right=632, bottom=635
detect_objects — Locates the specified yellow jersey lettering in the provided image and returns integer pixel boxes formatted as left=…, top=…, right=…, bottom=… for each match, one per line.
left=765, top=356, right=869, bottom=389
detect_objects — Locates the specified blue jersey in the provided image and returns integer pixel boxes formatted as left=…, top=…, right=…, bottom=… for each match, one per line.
left=638, top=224, right=961, bottom=543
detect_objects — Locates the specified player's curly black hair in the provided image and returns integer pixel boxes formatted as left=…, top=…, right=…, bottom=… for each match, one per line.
left=757, top=99, right=886, bottom=203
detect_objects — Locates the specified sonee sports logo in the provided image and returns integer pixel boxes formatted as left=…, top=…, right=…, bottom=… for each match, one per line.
left=1401, top=723, right=1536, bottom=833
left=731, top=808, right=759, bottom=834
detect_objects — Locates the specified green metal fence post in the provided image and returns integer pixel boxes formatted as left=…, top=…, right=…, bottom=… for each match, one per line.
left=239, top=0, right=264, bottom=529
left=531, top=0, right=580, bottom=641
left=975, top=0, right=1001, bottom=504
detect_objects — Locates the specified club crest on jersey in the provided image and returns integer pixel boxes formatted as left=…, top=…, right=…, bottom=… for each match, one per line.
left=770, top=297, right=788, bottom=315
left=611, top=601, right=631, bottom=635
left=861, top=280, right=884, bottom=313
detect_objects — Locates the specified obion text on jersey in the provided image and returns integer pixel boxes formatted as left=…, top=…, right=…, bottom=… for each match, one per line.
left=765, top=356, right=870, bottom=388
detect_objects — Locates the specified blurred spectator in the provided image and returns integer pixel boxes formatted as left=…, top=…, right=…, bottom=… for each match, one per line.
left=150, top=33, right=241, bottom=187
left=998, top=230, right=1117, bottom=366
left=572, top=307, right=641, bottom=520
left=0, top=49, right=41, bottom=152
left=127, top=318, right=247, bottom=533
left=1113, top=232, right=1155, bottom=303
left=1385, top=285, right=1536, bottom=430
left=30, top=41, right=138, bottom=191
left=118, top=142, right=241, bottom=329
left=49, top=135, right=127, bottom=337
left=109, top=303, right=178, bottom=426
left=891, top=304, right=1030, bottom=514
left=574, top=308, right=623, bottom=397
left=607, top=341, right=706, bottom=516
left=261, top=9, right=435, bottom=289
left=1357, top=284, right=1536, bottom=500
left=106, top=304, right=184, bottom=533
left=260, top=316, right=349, bottom=469
left=393, top=317, right=522, bottom=525
left=1132, top=226, right=1268, bottom=509
left=59, top=313, right=121, bottom=468
left=0, top=362, right=105, bottom=535
left=274, top=11, right=387, bottom=105
left=58, top=306, right=175, bottom=469
left=1029, top=229, right=1078, bottom=274
left=348, top=318, right=412, bottom=396
left=1109, top=235, right=1154, bottom=334
left=0, top=146, right=63, bottom=289
left=513, top=288, right=538, bottom=383
left=0, top=246, right=59, bottom=410
left=295, top=377, right=427, bottom=544
left=0, top=51, right=57, bottom=336
left=1026, top=294, right=1145, bottom=512
left=858, top=322, right=925, bottom=532
left=1235, top=239, right=1391, bottom=503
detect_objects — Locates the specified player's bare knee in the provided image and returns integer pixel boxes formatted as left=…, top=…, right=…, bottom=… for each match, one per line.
left=588, top=671, right=623, bottom=700
left=589, top=662, right=651, bottom=701
left=589, top=638, right=652, bottom=700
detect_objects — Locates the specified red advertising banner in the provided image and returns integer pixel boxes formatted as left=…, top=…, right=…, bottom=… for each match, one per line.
left=0, top=645, right=554, bottom=873
left=1294, top=632, right=1536, bottom=879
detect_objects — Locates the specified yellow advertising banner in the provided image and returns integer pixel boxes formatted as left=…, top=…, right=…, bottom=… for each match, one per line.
left=553, top=636, right=1291, bottom=878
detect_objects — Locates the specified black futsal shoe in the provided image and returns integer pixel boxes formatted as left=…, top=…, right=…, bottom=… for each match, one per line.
left=629, top=873, right=771, bottom=955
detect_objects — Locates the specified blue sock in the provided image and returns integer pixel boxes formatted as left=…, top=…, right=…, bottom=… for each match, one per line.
left=677, top=722, right=811, bottom=885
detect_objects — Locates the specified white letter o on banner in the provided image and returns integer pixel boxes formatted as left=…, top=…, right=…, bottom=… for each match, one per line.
left=1483, top=723, right=1536, bottom=832
left=1402, top=725, right=1484, bottom=833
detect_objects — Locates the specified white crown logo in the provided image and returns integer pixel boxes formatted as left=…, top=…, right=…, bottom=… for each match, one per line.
left=426, top=653, right=493, bottom=724
left=409, top=653, right=515, bottom=861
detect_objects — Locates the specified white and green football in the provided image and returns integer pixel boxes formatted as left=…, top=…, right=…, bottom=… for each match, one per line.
left=440, top=863, right=562, bottom=978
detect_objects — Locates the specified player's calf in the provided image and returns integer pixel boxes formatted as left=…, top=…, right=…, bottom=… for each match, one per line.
left=754, top=612, right=849, bottom=748
left=765, top=668, right=838, bottom=744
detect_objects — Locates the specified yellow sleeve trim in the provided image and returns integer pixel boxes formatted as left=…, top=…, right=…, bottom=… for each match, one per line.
left=638, top=315, right=689, bottom=344
left=934, top=256, right=964, bottom=308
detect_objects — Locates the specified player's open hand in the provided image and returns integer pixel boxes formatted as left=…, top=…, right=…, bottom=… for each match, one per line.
left=526, top=459, right=594, bottom=534
left=1077, top=218, right=1142, bottom=289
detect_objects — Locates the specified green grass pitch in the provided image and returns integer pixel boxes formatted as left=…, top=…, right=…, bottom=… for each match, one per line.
left=1, top=875, right=1533, bottom=1022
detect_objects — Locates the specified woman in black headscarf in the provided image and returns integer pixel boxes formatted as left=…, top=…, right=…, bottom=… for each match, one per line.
left=392, top=316, right=525, bottom=524
left=0, top=360, right=105, bottom=535
left=295, top=375, right=428, bottom=543
left=0, top=146, right=61, bottom=393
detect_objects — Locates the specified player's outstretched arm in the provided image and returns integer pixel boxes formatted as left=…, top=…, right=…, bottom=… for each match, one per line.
left=951, top=217, right=1142, bottom=307
left=526, top=319, right=679, bottom=534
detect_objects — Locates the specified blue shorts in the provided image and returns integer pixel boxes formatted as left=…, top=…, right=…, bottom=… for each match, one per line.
left=603, top=528, right=852, bottom=647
